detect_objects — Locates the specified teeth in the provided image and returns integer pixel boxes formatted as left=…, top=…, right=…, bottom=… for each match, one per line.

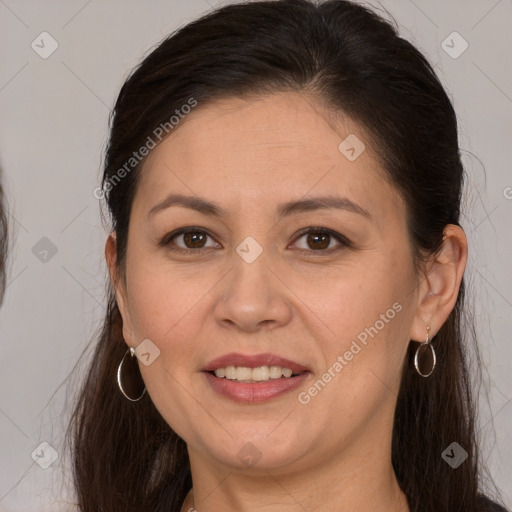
left=281, top=368, right=293, bottom=378
left=269, top=365, right=283, bottom=379
left=252, top=366, right=269, bottom=381
left=213, top=365, right=298, bottom=381
left=225, top=366, right=236, bottom=379
left=236, top=367, right=252, bottom=381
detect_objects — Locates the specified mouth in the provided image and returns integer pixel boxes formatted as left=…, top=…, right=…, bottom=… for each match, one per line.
left=202, top=352, right=310, bottom=379
left=202, top=352, right=311, bottom=403
left=205, top=366, right=307, bottom=382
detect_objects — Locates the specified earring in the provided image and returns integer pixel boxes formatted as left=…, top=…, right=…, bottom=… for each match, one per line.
left=414, top=326, right=436, bottom=377
left=117, top=347, right=146, bottom=401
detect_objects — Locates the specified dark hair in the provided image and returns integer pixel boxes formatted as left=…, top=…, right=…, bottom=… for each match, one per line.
left=0, top=168, right=8, bottom=306
left=67, top=1, right=508, bottom=511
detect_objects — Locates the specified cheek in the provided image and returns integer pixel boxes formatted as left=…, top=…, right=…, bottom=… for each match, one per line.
left=293, top=258, right=405, bottom=340
left=122, top=262, right=219, bottom=421
left=126, top=260, right=219, bottom=345
left=293, top=254, right=413, bottom=403
left=125, top=264, right=218, bottom=437
left=296, top=274, right=411, bottom=431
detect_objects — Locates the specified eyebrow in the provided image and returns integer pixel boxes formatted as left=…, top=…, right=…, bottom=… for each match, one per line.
left=147, top=193, right=372, bottom=221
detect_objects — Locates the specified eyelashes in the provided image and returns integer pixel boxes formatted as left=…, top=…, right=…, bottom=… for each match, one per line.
left=289, top=227, right=351, bottom=254
left=158, top=226, right=352, bottom=256
left=159, top=227, right=220, bottom=254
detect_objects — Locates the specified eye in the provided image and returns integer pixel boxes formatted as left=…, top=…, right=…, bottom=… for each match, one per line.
left=159, top=226, right=351, bottom=256
left=291, top=227, right=350, bottom=255
left=159, top=227, right=220, bottom=254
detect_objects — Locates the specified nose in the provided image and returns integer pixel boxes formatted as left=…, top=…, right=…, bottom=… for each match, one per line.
left=214, top=252, right=292, bottom=333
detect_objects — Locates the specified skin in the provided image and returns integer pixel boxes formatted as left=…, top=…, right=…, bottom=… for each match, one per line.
left=106, top=92, right=467, bottom=512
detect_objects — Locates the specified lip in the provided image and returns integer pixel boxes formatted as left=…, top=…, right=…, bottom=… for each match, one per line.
left=202, top=352, right=310, bottom=374
left=203, top=371, right=310, bottom=404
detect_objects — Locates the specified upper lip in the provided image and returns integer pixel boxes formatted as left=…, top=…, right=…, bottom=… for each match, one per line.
left=202, top=352, right=310, bottom=374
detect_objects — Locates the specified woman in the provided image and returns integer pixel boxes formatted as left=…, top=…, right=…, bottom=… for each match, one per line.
left=67, top=1, right=509, bottom=511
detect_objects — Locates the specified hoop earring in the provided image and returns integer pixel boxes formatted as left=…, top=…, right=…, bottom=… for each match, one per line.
left=117, top=347, right=146, bottom=401
left=414, top=326, right=436, bottom=378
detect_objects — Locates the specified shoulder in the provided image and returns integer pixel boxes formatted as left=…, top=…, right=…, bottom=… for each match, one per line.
left=478, top=495, right=510, bottom=512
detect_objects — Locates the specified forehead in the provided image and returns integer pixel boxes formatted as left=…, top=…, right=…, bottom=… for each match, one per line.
left=134, top=92, right=405, bottom=225
left=158, top=92, right=357, bottom=160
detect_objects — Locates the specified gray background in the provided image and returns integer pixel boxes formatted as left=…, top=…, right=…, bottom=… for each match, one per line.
left=0, top=0, right=511, bottom=510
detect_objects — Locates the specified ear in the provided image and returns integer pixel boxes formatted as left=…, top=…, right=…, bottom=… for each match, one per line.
left=409, top=224, right=468, bottom=342
left=105, top=233, right=137, bottom=346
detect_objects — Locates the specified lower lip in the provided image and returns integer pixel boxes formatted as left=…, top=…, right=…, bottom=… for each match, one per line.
left=203, top=371, right=310, bottom=404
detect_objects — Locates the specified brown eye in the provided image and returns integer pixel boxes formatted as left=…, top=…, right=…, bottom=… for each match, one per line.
left=182, top=231, right=207, bottom=249
left=161, top=227, right=220, bottom=253
left=305, top=232, right=331, bottom=250
left=293, top=227, right=350, bottom=254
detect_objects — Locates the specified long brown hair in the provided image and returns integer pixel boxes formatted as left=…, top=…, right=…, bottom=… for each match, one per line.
left=0, top=166, right=8, bottom=306
left=67, top=1, right=508, bottom=510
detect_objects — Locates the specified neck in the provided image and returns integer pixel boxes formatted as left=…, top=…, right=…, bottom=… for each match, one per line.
left=181, top=437, right=409, bottom=512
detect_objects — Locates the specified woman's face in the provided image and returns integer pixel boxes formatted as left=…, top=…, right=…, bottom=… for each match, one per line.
left=112, top=92, right=425, bottom=475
